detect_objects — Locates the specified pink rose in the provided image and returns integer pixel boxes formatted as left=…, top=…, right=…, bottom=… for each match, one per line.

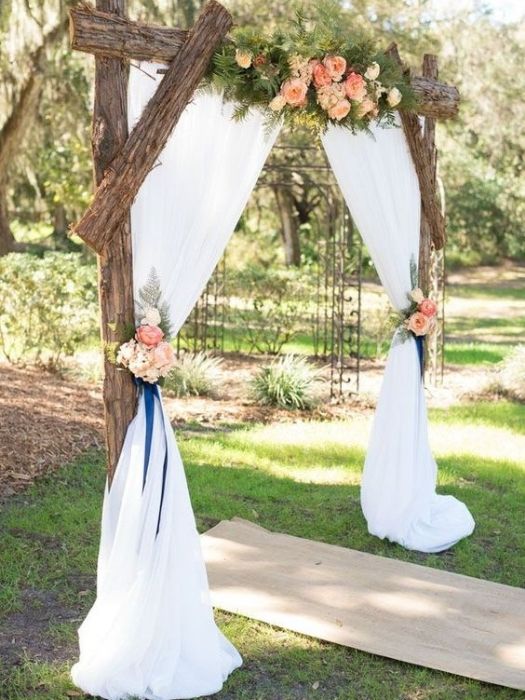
left=419, top=298, right=437, bottom=317
left=323, top=55, right=347, bottom=81
left=328, top=99, right=351, bottom=121
left=312, top=63, right=332, bottom=88
left=152, top=341, right=175, bottom=370
left=281, top=78, right=308, bottom=107
left=136, top=324, right=164, bottom=347
left=344, top=72, right=367, bottom=102
left=356, top=97, right=378, bottom=118
left=407, top=312, right=430, bottom=337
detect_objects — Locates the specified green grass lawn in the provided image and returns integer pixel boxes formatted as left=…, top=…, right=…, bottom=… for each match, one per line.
left=0, top=401, right=524, bottom=699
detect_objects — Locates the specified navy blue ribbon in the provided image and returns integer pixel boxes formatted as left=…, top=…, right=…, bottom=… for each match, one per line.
left=135, top=378, right=169, bottom=536
left=415, top=334, right=425, bottom=378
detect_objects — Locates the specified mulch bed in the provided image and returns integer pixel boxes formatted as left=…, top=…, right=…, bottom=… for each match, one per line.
left=0, top=364, right=104, bottom=498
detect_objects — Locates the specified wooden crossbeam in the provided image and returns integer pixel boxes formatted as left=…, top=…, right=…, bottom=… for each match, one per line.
left=71, top=0, right=232, bottom=254
left=70, top=3, right=459, bottom=121
left=386, top=43, right=446, bottom=252
left=70, top=4, right=187, bottom=63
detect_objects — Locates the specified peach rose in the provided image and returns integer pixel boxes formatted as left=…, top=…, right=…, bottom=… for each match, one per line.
left=419, top=298, right=437, bottom=317
left=312, top=62, right=332, bottom=88
left=152, top=341, right=175, bottom=369
left=328, top=99, right=351, bottom=121
left=281, top=78, right=308, bottom=107
left=356, top=97, right=378, bottom=118
left=407, top=311, right=430, bottom=337
left=323, top=55, right=347, bottom=81
left=344, top=72, right=367, bottom=102
left=136, top=324, right=164, bottom=347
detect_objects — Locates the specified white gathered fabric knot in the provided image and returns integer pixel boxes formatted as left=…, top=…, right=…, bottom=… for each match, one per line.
left=322, top=121, right=475, bottom=553
left=71, top=63, right=280, bottom=700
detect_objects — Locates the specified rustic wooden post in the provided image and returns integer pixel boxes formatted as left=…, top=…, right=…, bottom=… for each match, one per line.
left=92, top=0, right=136, bottom=483
left=70, top=0, right=232, bottom=482
left=418, top=54, right=439, bottom=296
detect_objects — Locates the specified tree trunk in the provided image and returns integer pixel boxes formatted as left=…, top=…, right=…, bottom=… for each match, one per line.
left=274, top=187, right=301, bottom=267
left=0, top=188, right=16, bottom=256
left=92, top=0, right=137, bottom=483
left=72, top=0, right=233, bottom=254
left=0, top=19, right=67, bottom=256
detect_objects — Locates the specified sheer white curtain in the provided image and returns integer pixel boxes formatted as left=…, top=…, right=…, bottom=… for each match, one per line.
left=71, top=63, right=280, bottom=700
left=322, top=121, right=475, bottom=553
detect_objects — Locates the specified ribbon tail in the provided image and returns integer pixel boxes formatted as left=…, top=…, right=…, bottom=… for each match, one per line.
left=415, top=335, right=425, bottom=379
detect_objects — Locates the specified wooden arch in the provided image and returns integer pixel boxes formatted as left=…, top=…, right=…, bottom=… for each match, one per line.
left=69, top=0, right=458, bottom=479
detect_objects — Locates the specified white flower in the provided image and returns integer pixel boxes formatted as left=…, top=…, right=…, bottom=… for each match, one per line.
left=235, top=49, right=252, bottom=69
left=374, top=81, right=386, bottom=100
left=142, top=307, right=161, bottom=326
left=365, top=62, right=380, bottom=81
left=387, top=86, right=402, bottom=107
left=116, top=339, right=136, bottom=367
left=409, top=287, right=425, bottom=304
left=269, top=94, right=286, bottom=112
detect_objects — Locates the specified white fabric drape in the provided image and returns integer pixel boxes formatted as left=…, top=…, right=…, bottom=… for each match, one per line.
left=72, top=63, right=280, bottom=700
left=322, top=121, right=475, bottom=553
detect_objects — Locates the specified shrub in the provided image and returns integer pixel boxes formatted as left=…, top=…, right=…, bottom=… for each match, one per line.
left=0, top=252, right=98, bottom=369
left=163, top=352, right=222, bottom=398
left=496, top=345, right=525, bottom=401
left=251, top=354, right=321, bottom=410
left=227, top=265, right=313, bottom=354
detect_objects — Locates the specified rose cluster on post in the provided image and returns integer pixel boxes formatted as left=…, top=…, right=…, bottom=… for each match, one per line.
left=116, top=306, right=176, bottom=384
left=404, top=288, right=438, bottom=337
left=235, top=50, right=402, bottom=124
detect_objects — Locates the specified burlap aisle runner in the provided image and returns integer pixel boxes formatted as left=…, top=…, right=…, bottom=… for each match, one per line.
left=201, top=518, right=525, bottom=690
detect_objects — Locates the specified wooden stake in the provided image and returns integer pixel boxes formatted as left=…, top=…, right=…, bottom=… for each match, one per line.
left=92, top=0, right=136, bottom=483
left=72, top=0, right=232, bottom=254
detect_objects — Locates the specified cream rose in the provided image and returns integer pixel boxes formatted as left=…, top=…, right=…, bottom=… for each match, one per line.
left=365, top=62, right=380, bottom=81
left=387, top=86, right=402, bottom=107
left=409, top=287, right=425, bottom=304
left=142, top=307, right=161, bottom=326
left=269, top=94, right=287, bottom=111
left=235, top=49, right=253, bottom=69
left=356, top=97, right=378, bottom=118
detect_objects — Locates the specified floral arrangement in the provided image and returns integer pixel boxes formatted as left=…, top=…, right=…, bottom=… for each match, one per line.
left=402, top=287, right=438, bottom=338
left=208, top=11, right=415, bottom=133
left=116, top=269, right=176, bottom=384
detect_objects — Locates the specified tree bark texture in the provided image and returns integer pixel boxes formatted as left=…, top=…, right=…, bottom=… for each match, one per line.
left=418, top=54, right=439, bottom=295
left=72, top=0, right=232, bottom=254
left=70, top=5, right=459, bottom=120
left=92, top=0, right=136, bottom=483
left=386, top=44, right=446, bottom=252
left=70, top=4, right=187, bottom=63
